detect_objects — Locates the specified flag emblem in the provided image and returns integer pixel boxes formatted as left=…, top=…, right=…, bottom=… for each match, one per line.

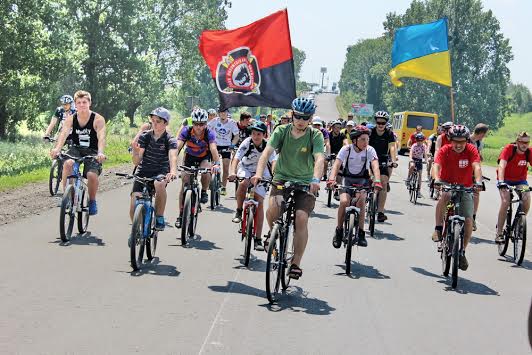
left=216, top=47, right=260, bottom=95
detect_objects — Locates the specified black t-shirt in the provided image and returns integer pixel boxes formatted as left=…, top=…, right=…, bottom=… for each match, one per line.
left=369, top=128, right=396, bottom=160
left=329, top=132, right=346, bottom=154
left=236, top=122, right=251, bottom=146
left=137, top=130, right=178, bottom=175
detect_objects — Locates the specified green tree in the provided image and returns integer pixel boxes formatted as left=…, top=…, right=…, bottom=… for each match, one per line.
left=508, top=83, right=532, bottom=114
left=293, top=47, right=307, bottom=93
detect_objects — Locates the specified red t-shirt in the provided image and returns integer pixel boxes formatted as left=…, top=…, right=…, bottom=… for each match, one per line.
left=498, top=144, right=532, bottom=182
left=435, top=143, right=480, bottom=187
left=439, top=133, right=451, bottom=147
left=409, top=132, right=425, bottom=145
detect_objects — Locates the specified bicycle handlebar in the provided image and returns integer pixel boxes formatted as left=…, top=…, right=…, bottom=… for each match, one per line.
left=178, top=165, right=211, bottom=174
left=60, top=153, right=97, bottom=162
left=437, top=184, right=475, bottom=193
left=116, top=173, right=166, bottom=183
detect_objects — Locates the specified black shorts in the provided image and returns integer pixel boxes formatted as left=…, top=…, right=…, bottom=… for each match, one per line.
left=341, top=177, right=371, bottom=194
left=66, top=146, right=102, bottom=177
left=217, top=145, right=232, bottom=159
left=131, top=170, right=167, bottom=194
left=184, top=153, right=211, bottom=167
left=412, top=158, right=423, bottom=171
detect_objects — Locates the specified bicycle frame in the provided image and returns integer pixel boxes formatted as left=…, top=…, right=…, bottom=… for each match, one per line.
left=241, top=184, right=259, bottom=239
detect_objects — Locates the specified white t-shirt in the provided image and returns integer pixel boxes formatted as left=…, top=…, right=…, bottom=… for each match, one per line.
left=336, top=145, right=378, bottom=175
left=207, top=117, right=239, bottom=146
left=410, top=142, right=426, bottom=160
left=235, top=137, right=277, bottom=177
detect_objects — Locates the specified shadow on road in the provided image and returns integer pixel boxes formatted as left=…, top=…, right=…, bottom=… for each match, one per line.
left=335, top=262, right=391, bottom=279
left=411, top=266, right=499, bottom=296
left=209, top=205, right=234, bottom=214
left=411, top=201, right=432, bottom=207
left=374, top=231, right=405, bottom=241
left=498, top=257, right=532, bottom=270
left=311, top=212, right=334, bottom=220
left=470, top=236, right=496, bottom=245
left=384, top=210, right=404, bottom=216
left=50, top=232, right=105, bottom=246
left=168, top=234, right=222, bottom=251
left=208, top=281, right=335, bottom=315
left=233, top=257, right=267, bottom=272
left=127, top=257, right=180, bottom=277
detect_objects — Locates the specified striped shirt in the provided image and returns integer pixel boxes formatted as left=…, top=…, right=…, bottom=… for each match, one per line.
left=137, top=130, right=177, bottom=175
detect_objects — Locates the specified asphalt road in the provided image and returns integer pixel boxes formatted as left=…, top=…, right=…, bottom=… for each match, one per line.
left=1, top=93, right=531, bottom=355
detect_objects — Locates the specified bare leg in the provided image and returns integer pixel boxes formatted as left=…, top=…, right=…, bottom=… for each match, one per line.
left=154, top=180, right=167, bottom=216
left=377, top=175, right=390, bottom=213
left=87, top=172, right=99, bottom=201
left=292, top=210, right=310, bottom=267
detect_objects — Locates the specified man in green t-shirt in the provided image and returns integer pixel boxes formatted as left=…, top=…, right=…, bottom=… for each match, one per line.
left=252, top=97, right=325, bottom=280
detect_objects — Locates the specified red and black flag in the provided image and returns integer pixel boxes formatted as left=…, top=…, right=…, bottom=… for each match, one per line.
left=199, top=9, right=296, bottom=110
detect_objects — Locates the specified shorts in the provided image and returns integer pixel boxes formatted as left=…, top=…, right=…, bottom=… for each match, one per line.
left=237, top=168, right=269, bottom=198
left=269, top=181, right=316, bottom=214
left=504, top=180, right=529, bottom=186
left=341, top=177, right=370, bottom=194
left=66, top=146, right=102, bottom=178
left=184, top=153, right=211, bottom=167
left=131, top=170, right=168, bottom=194
left=217, top=145, right=232, bottom=159
left=441, top=181, right=474, bottom=219
left=412, top=158, right=423, bottom=172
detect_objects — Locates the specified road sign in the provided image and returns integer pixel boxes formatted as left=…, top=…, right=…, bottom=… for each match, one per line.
left=351, top=103, right=374, bottom=117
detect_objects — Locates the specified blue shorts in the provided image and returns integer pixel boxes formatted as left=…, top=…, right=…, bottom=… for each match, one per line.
left=504, top=180, right=528, bottom=186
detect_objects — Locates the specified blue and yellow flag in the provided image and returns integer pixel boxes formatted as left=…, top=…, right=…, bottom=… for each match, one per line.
left=389, top=18, right=452, bottom=87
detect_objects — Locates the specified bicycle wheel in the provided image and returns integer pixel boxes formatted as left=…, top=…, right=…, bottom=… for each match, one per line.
left=181, top=190, right=192, bottom=246
left=368, top=194, right=377, bottom=238
left=265, top=224, right=282, bottom=304
left=234, top=178, right=239, bottom=199
left=429, top=178, right=435, bottom=199
left=345, top=212, right=356, bottom=275
left=210, top=177, right=217, bottom=210
left=130, top=204, right=146, bottom=271
left=498, top=219, right=511, bottom=257
left=49, top=159, right=60, bottom=196
left=513, top=215, right=527, bottom=266
left=327, top=186, right=333, bottom=208
left=441, top=221, right=451, bottom=276
left=451, top=225, right=461, bottom=288
left=59, top=185, right=75, bottom=242
left=77, top=187, right=90, bottom=234
left=146, top=207, right=157, bottom=260
left=243, top=207, right=254, bottom=266
left=281, top=224, right=294, bottom=290
left=412, top=174, right=419, bottom=205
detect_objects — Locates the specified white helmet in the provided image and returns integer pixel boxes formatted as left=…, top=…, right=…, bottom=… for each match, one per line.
left=191, top=108, right=208, bottom=123
left=312, top=117, right=323, bottom=126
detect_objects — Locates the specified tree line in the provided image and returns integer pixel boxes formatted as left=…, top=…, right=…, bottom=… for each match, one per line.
left=338, top=0, right=524, bottom=129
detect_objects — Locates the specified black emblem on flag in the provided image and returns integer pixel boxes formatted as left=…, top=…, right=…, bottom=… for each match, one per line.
left=216, top=47, right=261, bottom=95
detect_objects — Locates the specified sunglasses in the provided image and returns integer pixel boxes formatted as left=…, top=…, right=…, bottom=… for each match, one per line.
left=293, top=113, right=312, bottom=121
left=375, top=121, right=387, bottom=125
left=193, top=122, right=206, bottom=127
left=517, top=140, right=530, bottom=145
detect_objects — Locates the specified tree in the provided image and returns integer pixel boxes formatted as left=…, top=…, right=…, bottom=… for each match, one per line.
left=293, top=47, right=307, bottom=93
left=508, top=83, right=532, bottom=114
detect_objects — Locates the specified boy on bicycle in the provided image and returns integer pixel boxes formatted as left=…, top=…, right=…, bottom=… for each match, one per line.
left=495, top=131, right=531, bottom=243
left=228, top=122, right=277, bottom=251
left=130, top=107, right=178, bottom=231
left=406, top=133, right=428, bottom=196
left=327, top=125, right=382, bottom=248
left=432, top=125, right=482, bottom=270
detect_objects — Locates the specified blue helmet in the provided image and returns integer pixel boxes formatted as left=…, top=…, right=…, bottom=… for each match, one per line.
left=291, top=97, right=316, bottom=116
left=60, top=95, right=73, bottom=105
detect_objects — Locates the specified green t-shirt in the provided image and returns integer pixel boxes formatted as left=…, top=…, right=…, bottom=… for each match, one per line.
left=268, top=124, right=325, bottom=183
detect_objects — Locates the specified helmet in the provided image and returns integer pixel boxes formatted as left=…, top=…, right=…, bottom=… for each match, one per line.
left=60, top=95, right=73, bottom=105
left=374, top=110, right=390, bottom=121
left=331, top=120, right=342, bottom=126
left=441, top=121, right=453, bottom=130
left=414, top=132, right=425, bottom=141
left=191, top=108, right=208, bottom=123
left=149, top=107, right=171, bottom=122
left=291, top=97, right=316, bottom=115
left=346, top=120, right=355, bottom=127
left=350, top=125, right=371, bottom=140
left=207, top=108, right=216, bottom=115
left=311, top=117, right=323, bottom=126
left=250, top=121, right=267, bottom=133
left=448, top=124, right=470, bottom=140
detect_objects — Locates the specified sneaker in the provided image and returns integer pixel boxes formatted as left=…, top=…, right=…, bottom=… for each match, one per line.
left=155, top=216, right=165, bottom=231
left=200, top=190, right=209, bottom=204
left=495, top=234, right=505, bottom=244
left=232, top=209, right=242, bottom=223
left=254, top=237, right=264, bottom=251
left=174, top=216, right=182, bottom=229
left=332, top=227, right=343, bottom=249
left=459, top=254, right=469, bottom=271
left=472, top=219, right=477, bottom=231
left=432, top=230, right=442, bottom=242
left=220, top=187, right=226, bottom=196
left=357, top=230, right=368, bottom=247
left=377, top=212, right=387, bottom=223
left=89, top=200, right=98, bottom=216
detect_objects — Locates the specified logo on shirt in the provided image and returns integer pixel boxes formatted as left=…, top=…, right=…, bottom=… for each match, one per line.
left=458, top=159, right=469, bottom=168
left=518, top=160, right=527, bottom=166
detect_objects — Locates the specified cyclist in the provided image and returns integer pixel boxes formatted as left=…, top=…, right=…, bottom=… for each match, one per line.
left=252, top=97, right=325, bottom=280
left=312, top=117, right=331, bottom=180
left=406, top=133, right=428, bottom=196
left=342, top=120, right=355, bottom=144
left=432, top=125, right=482, bottom=270
left=427, top=125, right=441, bottom=176
left=328, top=125, right=382, bottom=248
left=50, top=90, right=106, bottom=215
left=495, top=131, right=531, bottom=243
left=345, top=112, right=355, bottom=128
left=434, top=121, right=454, bottom=155
left=328, top=120, right=347, bottom=198
left=208, top=109, right=240, bottom=195
left=469, top=123, right=490, bottom=231
left=207, top=108, right=217, bottom=123
left=273, top=114, right=290, bottom=131
left=369, top=110, right=397, bottom=222
left=175, top=108, right=220, bottom=228
left=130, top=107, right=177, bottom=231
left=229, top=122, right=277, bottom=251
left=407, top=125, right=424, bottom=149
left=44, top=95, right=76, bottom=141
left=236, top=111, right=252, bottom=146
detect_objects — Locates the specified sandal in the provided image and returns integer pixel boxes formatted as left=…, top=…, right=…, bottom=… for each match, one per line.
left=288, top=264, right=303, bottom=280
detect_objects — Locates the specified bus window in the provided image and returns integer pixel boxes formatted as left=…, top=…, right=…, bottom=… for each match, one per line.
left=406, top=115, right=435, bottom=130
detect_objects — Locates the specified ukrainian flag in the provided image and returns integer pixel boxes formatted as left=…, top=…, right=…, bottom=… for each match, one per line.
left=389, top=18, right=452, bottom=87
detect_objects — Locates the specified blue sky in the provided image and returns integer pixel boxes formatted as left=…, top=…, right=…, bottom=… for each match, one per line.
left=226, top=0, right=531, bottom=90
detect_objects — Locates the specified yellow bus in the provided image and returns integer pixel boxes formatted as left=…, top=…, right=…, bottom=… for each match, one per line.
left=391, top=111, right=439, bottom=153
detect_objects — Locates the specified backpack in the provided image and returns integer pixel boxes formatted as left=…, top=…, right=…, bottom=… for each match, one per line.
left=242, top=138, right=273, bottom=176
left=497, top=144, right=530, bottom=164
left=275, top=124, right=320, bottom=158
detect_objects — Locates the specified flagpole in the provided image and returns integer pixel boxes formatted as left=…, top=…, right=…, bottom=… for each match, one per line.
left=450, top=87, right=455, bottom=123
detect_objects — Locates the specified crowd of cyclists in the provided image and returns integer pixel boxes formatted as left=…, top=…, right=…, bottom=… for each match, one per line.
left=44, top=90, right=531, bottom=284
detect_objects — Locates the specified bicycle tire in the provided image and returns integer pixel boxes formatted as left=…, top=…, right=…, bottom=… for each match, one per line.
left=281, top=223, right=293, bottom=290
left=243, top=207, right=254, bottom=266
left=181, top=190, right=192, bottom=246
left=345, top=212, right=356, bottom=275
left=451, top=225, right=461, bottom=288
left=498, top=217, right=511, bottom=256
left=77, top=187, right=90, bottom=234
left=210, top=177, right=217, bottom=210
left=369, top=193, right=377, bottom=238
left=130, top=204, right=146, bottom=271
left=146, top=207, right=157, bottom=260
left=265, top=225, right=282, bottom=304
left=327, top=186, right=333, bottom=208
left=234, top=178, right=239, bottom=199
left=49, top=159, right=60, bottom=196
left=59, top=185, right=75, bottom=242
left=412, top=173, right=419, bottom=205
left=429, top=178, right=435, bottom=199
left=441, top=221, right=451, bottom=276
left=514, top=215, right=527, bottom=266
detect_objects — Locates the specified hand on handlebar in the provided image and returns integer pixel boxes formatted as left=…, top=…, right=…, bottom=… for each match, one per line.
left=373, top=181, right=383, bottom=191
left=228, top=174, right=237, bottom=182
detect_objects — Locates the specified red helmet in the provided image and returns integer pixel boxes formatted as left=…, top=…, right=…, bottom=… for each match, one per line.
left=350, top=125, right=371, bottom=140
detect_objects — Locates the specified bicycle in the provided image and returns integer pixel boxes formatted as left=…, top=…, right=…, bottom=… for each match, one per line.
left=325, top=153, right=337, bottom=207
left=265, top=181, right=307, bottom=304
left=116, top=173, right=165, bottom=271
left=210, top=147, right=234, bottom=209
left=407, top=160, right=425, bottom=205
left=58, top=153, right=95, bottom=242
left=438, top=184, right=474, bottom=289
left=338, top=184, right=372, bottom=275
left=497, top=185, right=529, bottom=266
left=46, top=137, right=70, bottom=196
left=179, top=165, right=210, bottom=246
left=365, top=185, right=378, bottom=238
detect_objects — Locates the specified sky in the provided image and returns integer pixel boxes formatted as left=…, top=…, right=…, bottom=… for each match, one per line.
left=226, top=0, right=531, bottom=91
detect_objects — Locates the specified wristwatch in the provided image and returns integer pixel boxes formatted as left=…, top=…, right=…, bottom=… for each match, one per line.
left=311, top=177, right=320, bottom=184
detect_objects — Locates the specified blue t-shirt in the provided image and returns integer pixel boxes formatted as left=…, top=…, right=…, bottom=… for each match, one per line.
left=178, top=126, right=216, bottom=157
